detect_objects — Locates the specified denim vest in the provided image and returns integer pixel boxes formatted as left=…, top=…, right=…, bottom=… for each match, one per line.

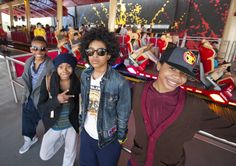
left=80, top=65, right=131, bottom=148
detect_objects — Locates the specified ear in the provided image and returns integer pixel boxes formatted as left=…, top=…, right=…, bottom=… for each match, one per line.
left=156, top=62, right=162, bottom=71
left=107, top=55, right=111, bottom=60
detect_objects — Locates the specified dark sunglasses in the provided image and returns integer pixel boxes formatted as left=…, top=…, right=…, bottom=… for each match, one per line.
left=31, top=46, right=46, bottom=52
left=85, top=48, right=107, bottom=56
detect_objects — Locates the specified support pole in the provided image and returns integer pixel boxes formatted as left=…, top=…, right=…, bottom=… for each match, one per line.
left=219, top=0, right=236, bottom=61
left=0, top=11, right=2, bottom=25
left=9, top=2, right=13, bottom=27
left=24, top=0, right=31, bottom=37
left=108, top=0, right=117, bottom=32
left=74, top=6, right=78, bottom=28
left=57, top=0, right=63, bottom=30
left=6, top=59, right=18, bottom=103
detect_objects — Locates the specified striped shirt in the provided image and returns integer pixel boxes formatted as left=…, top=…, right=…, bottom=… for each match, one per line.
left=52, top=103, right=71, bottom=130
left=30, top=60, right=46, bottom=90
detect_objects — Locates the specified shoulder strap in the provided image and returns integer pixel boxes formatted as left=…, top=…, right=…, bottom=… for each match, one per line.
left=45, top=73, right=52, bottom=99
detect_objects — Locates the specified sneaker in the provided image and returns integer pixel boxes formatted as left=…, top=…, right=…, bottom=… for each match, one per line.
left=19, top=136, right=38, bottom=154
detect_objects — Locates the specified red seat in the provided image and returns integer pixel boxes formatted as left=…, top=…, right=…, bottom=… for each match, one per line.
left=149, top=37, right=158, bottom=47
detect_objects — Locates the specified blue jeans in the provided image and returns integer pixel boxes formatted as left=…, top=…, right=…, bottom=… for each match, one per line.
left=22, top=98, right=41, bottom=139
left=127, top=160, right=132, bottom=166
left=79, top=130, right=122, bottom=166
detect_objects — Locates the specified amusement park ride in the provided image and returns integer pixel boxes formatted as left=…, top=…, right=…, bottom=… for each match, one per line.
left=116, top=34, right=236, bottom=108
left=1, top=0, right=235, bottom=119
left=9, top=31, right=236, bottom=112
left=65, top=31, right=236, bottom=110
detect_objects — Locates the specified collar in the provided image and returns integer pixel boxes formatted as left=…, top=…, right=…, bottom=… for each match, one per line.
left=84, top=65, right=112, bottom=80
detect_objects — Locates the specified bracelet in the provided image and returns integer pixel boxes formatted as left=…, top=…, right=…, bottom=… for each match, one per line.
left=118, top=138, right=127, bottom=144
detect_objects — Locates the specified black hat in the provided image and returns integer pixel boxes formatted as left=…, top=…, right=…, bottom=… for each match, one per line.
left=160, top=47, right=198, bottom=78
left=53, top=53, right=77, bottom=69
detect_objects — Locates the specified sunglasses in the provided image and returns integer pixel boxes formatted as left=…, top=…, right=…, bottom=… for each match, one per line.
left=85, top=48, right=107, bottom=56
left=31, top=46, right=47, bottom=52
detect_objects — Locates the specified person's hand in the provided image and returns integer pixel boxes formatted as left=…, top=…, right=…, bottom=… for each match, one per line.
left=57, top=89, right=74, bottom=104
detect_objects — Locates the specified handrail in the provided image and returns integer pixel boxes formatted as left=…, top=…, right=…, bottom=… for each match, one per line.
left=5, top=56, right=25, bottom=66
left=122, top=130, right=236, bottom=154
left=5, top=58, right=21, bottom=103
left=195, top=130, right=236, bottom=154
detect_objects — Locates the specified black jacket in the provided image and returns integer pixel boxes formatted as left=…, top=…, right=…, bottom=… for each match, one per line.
left=38, top=71, right=80, bottom=133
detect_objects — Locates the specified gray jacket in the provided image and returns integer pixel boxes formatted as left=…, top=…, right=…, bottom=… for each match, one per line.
left=21, top=55, right=54, bottom=108
left=80, top=65, right=132, bottom=148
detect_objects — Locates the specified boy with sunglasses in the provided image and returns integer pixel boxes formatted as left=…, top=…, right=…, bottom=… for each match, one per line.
left=79, top=27, right=132, bottom=166
left=19, top=36, right=54, bottom=154
left=129, top=47, right=236, bottom=166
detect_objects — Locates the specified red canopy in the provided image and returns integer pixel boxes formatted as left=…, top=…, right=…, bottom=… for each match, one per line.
left=63, top=0, right=109, bottom=7
left=0, top=0, right=109, bottom=18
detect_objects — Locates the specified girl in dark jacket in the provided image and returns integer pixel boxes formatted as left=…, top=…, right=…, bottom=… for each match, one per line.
left=38, top=53, right=80, bottom=166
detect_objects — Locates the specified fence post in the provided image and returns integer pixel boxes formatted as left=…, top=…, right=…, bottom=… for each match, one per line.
left=6, top=58, right=18, bottom=103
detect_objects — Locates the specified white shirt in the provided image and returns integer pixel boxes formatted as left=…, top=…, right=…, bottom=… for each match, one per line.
left=84, top=75, right=103, bottom=140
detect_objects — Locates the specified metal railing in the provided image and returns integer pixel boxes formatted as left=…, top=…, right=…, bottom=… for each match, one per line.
left=180, top=35, right=236, bottom=62
left=122, top=131, right=236, bottom=155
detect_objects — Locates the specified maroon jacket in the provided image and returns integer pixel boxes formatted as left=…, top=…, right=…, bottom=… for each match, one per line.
left=131, top=81, right=236, bottom=166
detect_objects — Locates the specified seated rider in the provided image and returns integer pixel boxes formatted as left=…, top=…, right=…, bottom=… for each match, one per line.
left=129, top=42, right=159, bottom=72
left=199, top=39, right=235, bottom=98
left=55, top=28, right=72, bottom=54
left=68, top=28, right=82, bottom=60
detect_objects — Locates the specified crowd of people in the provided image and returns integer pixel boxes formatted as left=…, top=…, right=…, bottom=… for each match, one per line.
left=15, top=24, right=236, bottom=166
left=0, top=17, right=232, bottom=166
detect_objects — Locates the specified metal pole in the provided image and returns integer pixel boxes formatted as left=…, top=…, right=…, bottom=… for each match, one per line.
left=57, top=0, right=63, bottom=30
left=9, top=2, right=13, bottom=27
left=24, top=0, right=31, bottom=40
left=219, top=0, right=236, bottom=60
left=108, top=0, right=117, bottom=32
left=74, top=6, right=78, bottom=28
left=5, top=58, right=18, bottom=103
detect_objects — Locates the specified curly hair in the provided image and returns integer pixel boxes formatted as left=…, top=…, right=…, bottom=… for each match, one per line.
left=80, top=27, right=120, bottom=64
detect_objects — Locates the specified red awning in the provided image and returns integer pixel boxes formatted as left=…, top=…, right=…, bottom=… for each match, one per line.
left=63, top=0, right=109, bottom=7
left=0, top=0, right=109, bottom=18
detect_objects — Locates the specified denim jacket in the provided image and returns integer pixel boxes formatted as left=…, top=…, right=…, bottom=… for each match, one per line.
left=80, top=65, right=131, bottom=148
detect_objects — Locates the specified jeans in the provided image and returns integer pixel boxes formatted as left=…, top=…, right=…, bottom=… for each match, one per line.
left=22, top=98, right=41, bottom=139
left=79, top=130, right=122, bottom=166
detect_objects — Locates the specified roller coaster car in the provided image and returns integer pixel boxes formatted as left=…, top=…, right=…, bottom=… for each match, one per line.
left=116, top=38, right=236, bottom=107
left=124, top=34, right=176, bottom=73
left=197, top=40, right=235, bottom=104
left=123, top=62, right=236, bottom=107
